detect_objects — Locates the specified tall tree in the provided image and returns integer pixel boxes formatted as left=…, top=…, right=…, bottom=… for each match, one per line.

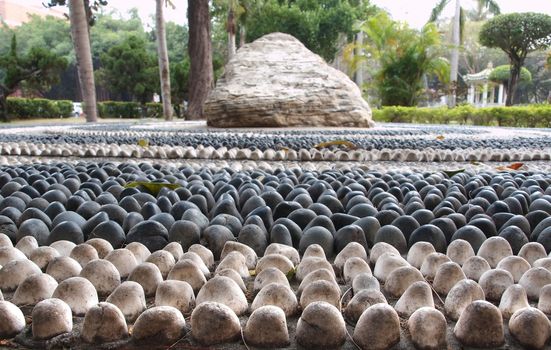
left=429, top=0, right=500, bottom=107
left=156, top=0, right=173, bottom=120
left=47, top=0, right=107, bottom=122
left=358, top=12, right=449, bottom=106
left=68, top=0, right=97, bottom=122
left=0, top=36, right=67, bottom=122
left=480, top=12, right=551, bottom=105
left=187, top=0, right=214, bottom=120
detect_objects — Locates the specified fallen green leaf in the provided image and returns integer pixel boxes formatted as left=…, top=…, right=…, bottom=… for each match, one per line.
left=137, top=139, right=149, bottom=147
left=314, top=140, right=357, bottom=150
left=124, top=181, right=181, bottom=195
left=443, top=169, right=465, bottom=178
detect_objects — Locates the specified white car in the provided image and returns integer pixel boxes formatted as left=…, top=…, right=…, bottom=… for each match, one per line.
left=72, top=102, right=82, bottom=117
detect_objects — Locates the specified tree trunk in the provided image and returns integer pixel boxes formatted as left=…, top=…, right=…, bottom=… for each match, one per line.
left=239, top=25, right=246, bottom=47
left=0, top=91, right=8, bottom=123
left=227, top=8, right=237, bottom=59
left=187, top=0, right=214, bottom=120
left=69, top=0, right=97, bottom=122
left=506, top=63, right=521, bottom=106
left=355, top=30, right=364, bottom=89
left=448, top=0, right=461, bottom=108
left=156, top=0, right=173, bottom=121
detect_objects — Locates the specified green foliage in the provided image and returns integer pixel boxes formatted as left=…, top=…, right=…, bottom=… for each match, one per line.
left=98, top=101, right=141, bottom=118
left=372, top=105, right=551, bottom=128
left=6, top=98, right=72, bottom=119
left=489, top=65, right=532, bottom=84
left=0, top=35, right=67, bottom=121
left=480, top=13, right=551, bottom=55
left=356, top=12, right=449, bottom=106
left=45, top=0, right=108, bottom=26
left=96, top=35, right=159, bottom=104
left=145, top=102, right=163, bottom=118
left=245, top=0, right=373, bottom=61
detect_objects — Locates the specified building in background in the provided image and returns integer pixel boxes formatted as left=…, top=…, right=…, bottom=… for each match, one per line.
left=0, top=0, right=64, bottom=27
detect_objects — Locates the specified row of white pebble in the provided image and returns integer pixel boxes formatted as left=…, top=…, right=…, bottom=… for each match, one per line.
left=1, top=234, right=551, bottom=348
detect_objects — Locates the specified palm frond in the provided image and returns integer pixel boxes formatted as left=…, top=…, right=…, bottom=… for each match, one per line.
left=480, top=0, right=501, bottom=15
left=428, top=0, right=451, bottom=23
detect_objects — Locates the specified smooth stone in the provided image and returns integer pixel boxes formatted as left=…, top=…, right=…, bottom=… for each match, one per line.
left=496, top=256, right=531, bottom=283
left=451, top=225, right=487, bottom=253
left=17, top=218, right=50, bottom=246
left=0, top=258, right=41, bottom=292
left=445, top=279, right=485, bottom=321
left=373, top=253, right=409, bottom=282
left=167, top=260, right=206, bottom=294
left=127, top=220, right=169, bottom=252
left=432, top=261, right=466, bottom=296
left=52, top=276, right=98, bottom=316
left=462, top=255, right=491, bottom=281
left=374, top=225, right=407, bottom=255
left=252, top=283, right=298, bottom=316
left=408, top=307, right=447, bottom=350
left=89, top=221, right=125, bottom=249
left=446, top=239, right=475, bottom=266
left=370, top=242, right=400, bottom=265
left=299, top=226, right=334, bottom=257
left=384, top=266, right=424, bottom=298
left=334, top=242, right=367, bottom=273
left=518, top=242, right=547, bottom=266
left=191, top=302, right=241, bottom=345
left=12, top=273, right=57, bottom=306
left=479, top=268, right=514, bottom=301
left=296, top=301, right=346, bottom=349
left=264, top=243, right=300, bottom=265
left=196, top=276, right=248, bottom=316
left=215, top=251, right=249, bottom=278
left=300, top=279, right=341, bottom=309
left=168, top=220, right=200, bottom=252
left=31, top=298, right=72, bottom=340
left=256, top=253, right=294, bottom=276
left=344, top=288, right=386, bottom=324
left=104, top=248, right=138, bottom=278
left=394, top=281, right=434, bottom=318
left=538, top=284, right=551, bottom=315
left=15, top=235, right=38, bottom=258
left=106, top=281, right=147, bottom=322
left=45, top=256, right=82, bottom=282
left=220, top=241, right=258, bottom=269
left=303, top=243, right=326, bottom=259
left=201, top=225, right=235, bottom=260
left=420, top=252, right=450, bottom=280
left=85, top=238, right=113, bottom=259
left=454, top=300, right=504, bottom=348
left=155, top=280, right=195, bottom=314
left=145, top=250, right=176, bottom=279
left=132, top=306, right=185, bottom=344
left=79, top=259, right=121, bottom=295
left=499, top=284, right=530, bottom=319
left=409, top=224, right=447, bottom=253
left=352, top=273, right=380, bottom=294
left=297, top=268, right=338, bottom=297
left=407, top=241, right=436, bottom=269
left=179, top=251, right=210, bottom=276
left=48, top=221, right=84, bottom=245
left=81, top=302, right=128, bottom=343
left=69, top=243, right=99, bottom=267
left=216, top=268, right=247, bottom=292
left=519, top=267, right=551, bottom=300
left=0, top=300, right=26, bottom=339
left=244, top=305, right=290, bottom=348
left=353, top=303, right=401, bottom=350
left=49, top=240, right=76, bottom=257
left=253, top=267, right=290, bottom=293
left=509, top=307, right=551, bottom=350
left=343, top=257, right=371, bottom=283
left=127, top=262, right=163, bottom=297
left=188, top=244, right=214, bottom=268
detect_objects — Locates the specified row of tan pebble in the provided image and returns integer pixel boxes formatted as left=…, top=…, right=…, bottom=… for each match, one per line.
left=1, top=233, right=551, bottom=349
left=0, top=141, right=549, bottom=162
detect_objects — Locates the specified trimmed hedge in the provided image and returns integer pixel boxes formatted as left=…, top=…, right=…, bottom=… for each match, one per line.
left=7, top=98, right=73, bottom=119
left=372, top=105, right=551, bottom=128
left=98, top=101, right=164, bottom=119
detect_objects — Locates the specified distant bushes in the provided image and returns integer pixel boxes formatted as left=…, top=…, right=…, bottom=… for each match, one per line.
left=372, top=105, right=551, bottom=128
left=7, top=98, right=73, bottom=119
left=98, top=101, right=165, bottom=119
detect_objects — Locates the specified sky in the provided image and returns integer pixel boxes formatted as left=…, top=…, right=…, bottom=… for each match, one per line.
left=23, top=0, right=551, bottom=29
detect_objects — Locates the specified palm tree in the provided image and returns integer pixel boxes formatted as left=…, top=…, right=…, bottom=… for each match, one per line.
left=68, top=0, right=98, bottom=122
left=187, top=0, right=214, bottom=120
left=215, top=0, right=251, bottom=60
left=156, top=0, right=173, bottom=121
left=429, top=0, right=500, bottom=107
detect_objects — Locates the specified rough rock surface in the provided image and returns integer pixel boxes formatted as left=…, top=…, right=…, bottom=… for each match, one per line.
left=205, top=33, right=373, bottom=128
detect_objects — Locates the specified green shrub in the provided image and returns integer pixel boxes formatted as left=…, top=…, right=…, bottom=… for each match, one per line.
left=6, top=97, right=71, bottom=119
left=98, top=101, right=141, bottom=119
left=145, top=103, right=163, bottom=119
left=372, top=105, right=551, bottom=128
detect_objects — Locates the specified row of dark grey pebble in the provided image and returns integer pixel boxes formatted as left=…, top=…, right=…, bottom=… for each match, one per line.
left=0, top=162, right=551, bottom=256
left=0, top=142, right=549, bottom=162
